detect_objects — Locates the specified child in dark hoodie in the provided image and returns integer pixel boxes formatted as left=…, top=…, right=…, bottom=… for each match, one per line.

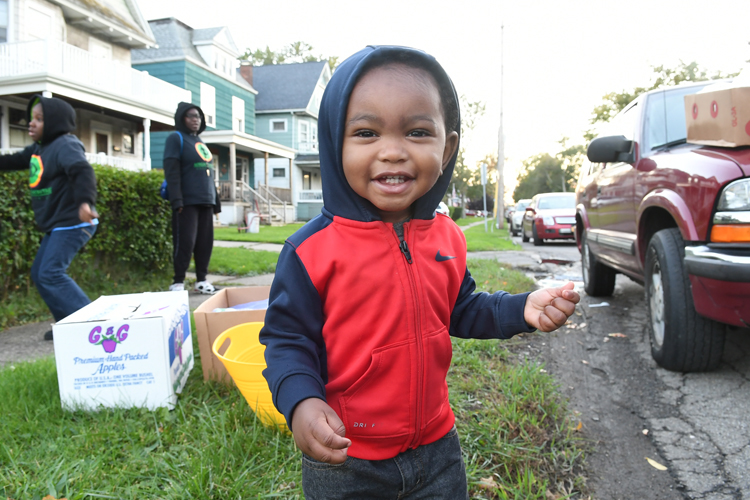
left=0, top=95, right=98, bottom=338
left=259, top=46, right=580, bottom=499
left=163, top=102, right=221, bottom=294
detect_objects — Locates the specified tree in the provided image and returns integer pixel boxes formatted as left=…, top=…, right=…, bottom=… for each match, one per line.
left=590, top=61, right=739, bottom=124
left=449, top=96, right=486, bottom=207
left=240, top=41, right=339, bottom=72
left=512, top=153, right=566, bottom=202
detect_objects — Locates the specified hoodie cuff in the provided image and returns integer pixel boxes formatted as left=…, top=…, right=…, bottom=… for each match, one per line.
left=275, top=373, right=327, bottom=430
left=496, top=292, right=536, bottom=338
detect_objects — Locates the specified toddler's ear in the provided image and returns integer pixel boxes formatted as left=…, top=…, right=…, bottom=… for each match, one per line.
left=442, top=130, right=459, bottom=169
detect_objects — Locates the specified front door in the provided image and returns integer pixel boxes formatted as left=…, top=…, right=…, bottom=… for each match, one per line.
left=95, top=133, right=108, bottom=154
left=236, top=157, right=250, bottom=186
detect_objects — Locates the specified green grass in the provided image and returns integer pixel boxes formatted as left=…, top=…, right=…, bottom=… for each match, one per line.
left=0, top=257, right=171, bottom=331
left=214, top=224, right=304, bottom=244
left=0, top=260, right=586, bottom=499
left=190, top=247, right=279, bottom=277
left=455, top=216, right=486, bottom=227
left=464, top=224, right=520, bottom=252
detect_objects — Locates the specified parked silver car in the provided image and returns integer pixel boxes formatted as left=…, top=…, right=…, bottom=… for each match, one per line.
left=510, top=199, right=532, bottom=235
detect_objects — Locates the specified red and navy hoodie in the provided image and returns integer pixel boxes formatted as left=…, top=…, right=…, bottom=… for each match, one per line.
left=259, top=46, right=534, bottom=461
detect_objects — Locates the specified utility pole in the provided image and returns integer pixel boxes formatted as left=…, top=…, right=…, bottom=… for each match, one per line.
left=496, top=23, right=505, bottom=229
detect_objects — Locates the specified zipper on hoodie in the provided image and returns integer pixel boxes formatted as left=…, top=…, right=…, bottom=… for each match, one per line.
left=393, top=221, right=424, bottom=447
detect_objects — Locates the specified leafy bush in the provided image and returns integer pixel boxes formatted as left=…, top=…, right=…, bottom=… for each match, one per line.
left=449, top=206, right=464, bottom=221
left=0, top=165, right=171, bottom=300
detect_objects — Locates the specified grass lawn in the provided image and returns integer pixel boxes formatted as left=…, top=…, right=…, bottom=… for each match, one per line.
left=0, top=258, right=586, bottom=499
left=214, top=224, right=303, bottom=244
left=190, top=247, right=279, bottom=277
left=464, top=224, right=520, bottom=252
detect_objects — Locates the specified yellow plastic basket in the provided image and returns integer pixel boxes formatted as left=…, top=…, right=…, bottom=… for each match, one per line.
left=212, top=322, right=287, bottom=430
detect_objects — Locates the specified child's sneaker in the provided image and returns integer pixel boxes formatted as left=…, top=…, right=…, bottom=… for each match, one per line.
left=194, top=281, right=218, bottom=295
left=169, top=282, right=185, bottom=292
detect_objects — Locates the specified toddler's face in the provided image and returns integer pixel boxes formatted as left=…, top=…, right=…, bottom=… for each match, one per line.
left=342, top=64, right=458, bottom=223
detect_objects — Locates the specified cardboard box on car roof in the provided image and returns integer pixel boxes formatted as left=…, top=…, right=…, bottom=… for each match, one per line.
left=193, top=286, right=271, bottom=382
left=685, top=77, right=750, bottom=147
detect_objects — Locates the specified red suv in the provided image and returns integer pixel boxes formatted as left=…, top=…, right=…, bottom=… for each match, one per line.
left=576, top=81, right=750, bottom=372
left=522, top=192, right=576, bottom=246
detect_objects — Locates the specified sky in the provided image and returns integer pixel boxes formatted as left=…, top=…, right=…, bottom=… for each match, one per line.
left=140, top=0, right=750, bottom=193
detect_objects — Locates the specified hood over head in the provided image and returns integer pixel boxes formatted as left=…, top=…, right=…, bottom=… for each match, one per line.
left=174, top=102, right=206, bottom=135
left=318, top=45, right=461, bottom=222
left=27, top=95, right=76, bottom=145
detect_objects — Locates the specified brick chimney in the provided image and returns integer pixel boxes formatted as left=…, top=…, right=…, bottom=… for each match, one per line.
left=240, top=60, right=253, bottom=86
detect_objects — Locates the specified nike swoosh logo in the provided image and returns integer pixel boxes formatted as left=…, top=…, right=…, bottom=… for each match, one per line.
left=435, top=250, right=456, bottom=262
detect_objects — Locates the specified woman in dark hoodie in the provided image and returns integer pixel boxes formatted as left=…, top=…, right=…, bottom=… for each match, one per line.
left=0, top=95, right=98, bottom=339
left=163, top=102, right=221, bottom=294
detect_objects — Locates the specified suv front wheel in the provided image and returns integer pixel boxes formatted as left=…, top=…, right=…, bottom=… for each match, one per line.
left=645, top=228, right=726, bottom=372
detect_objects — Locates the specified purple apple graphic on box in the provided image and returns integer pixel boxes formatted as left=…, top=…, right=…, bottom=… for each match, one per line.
left=89, top=324, right=129, bottom=353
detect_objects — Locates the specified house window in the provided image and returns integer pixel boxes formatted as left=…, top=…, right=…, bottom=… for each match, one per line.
left=89, top=37, right=113, bottom=59
left=299, top=121, right=310, bottom=145
left=0, top=0, right=8, bottom=43
left=273, top=168, right=285, bottom=178
left=232, top=96, right=245, bottom=133
left=200, top=82, right=216, bottom=127
left=122, top=130, right=134, bottom=154
left=8, top=107, right=33, bottom=148
left=270, top=119, right=287, bottom=133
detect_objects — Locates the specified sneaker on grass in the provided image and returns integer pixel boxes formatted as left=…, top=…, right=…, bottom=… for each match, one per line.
left=169, top=282, right=185, bottom=292
left=194, top=281, right=218, bottom=295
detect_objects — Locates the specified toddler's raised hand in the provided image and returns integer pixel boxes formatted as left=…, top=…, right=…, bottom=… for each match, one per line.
left=291, top=397, right=351, bottom=464
left=524, top=282, right=580, bottom=332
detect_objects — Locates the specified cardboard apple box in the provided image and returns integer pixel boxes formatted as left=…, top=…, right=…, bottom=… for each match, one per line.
left=193, top=286, right=270, bottom=382
left=52, top=291, right=193, bottom=411
left=685, top=86, right=750, bottom=147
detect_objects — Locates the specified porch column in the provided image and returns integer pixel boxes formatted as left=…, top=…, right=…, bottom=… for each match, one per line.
left=264, top=152, right=269, bottom=186
left=229, top=143, right=237, bottom=202
left=143, top=118, right=151, bottom=169
left=288, top=157, right=293, bottom=224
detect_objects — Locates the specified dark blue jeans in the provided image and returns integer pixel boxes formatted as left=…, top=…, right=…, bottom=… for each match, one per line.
left=31, top=226, right=96, bottom=322
left=302, top=426, right=469, bottom=500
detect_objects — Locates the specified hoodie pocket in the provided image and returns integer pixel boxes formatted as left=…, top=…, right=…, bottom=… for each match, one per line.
left=422, top=327, right=452, bottom=428
left=340, top=340, right=413, bottom=439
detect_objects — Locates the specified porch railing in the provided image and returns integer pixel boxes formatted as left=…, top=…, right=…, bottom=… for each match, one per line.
left=219, top=181, right=289, bottom=224
left=0, top=39, right=190, bottom=115
left=86, top=153, right=148, bottom=172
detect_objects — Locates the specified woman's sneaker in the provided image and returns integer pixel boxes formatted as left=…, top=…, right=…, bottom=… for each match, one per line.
left=194, top=281, right=218, bottom=295
left=169, top=282, right=185, bottom=292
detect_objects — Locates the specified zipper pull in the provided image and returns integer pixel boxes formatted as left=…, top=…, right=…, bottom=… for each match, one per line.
left=400, top=240, right=413, bottom=264
left=393, top=221, right=413, bottom=264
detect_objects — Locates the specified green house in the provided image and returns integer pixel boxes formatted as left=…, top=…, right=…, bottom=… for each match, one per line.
left=132, top=18, right=295, bottom=225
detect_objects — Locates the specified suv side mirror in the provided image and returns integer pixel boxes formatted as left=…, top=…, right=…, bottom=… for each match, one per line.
left=587, top=135, right=635, bottom=164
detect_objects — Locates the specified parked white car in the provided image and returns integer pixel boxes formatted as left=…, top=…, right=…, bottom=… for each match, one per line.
left=510, top=199, right=532, bottom=235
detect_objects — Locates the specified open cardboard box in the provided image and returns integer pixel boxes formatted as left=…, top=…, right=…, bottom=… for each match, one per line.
left=685, top=84, right=750, bottom=147
left=193, top=286, right=270, bottom=382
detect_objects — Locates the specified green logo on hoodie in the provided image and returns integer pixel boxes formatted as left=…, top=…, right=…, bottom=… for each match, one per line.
left=29, top=155, right=43, bottom=188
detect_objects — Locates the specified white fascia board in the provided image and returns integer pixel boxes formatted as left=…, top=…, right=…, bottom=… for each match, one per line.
left=255, top=108, right=306, bottom=115
left=201, top=130, right=297, bottom=159
left=50, top=0, right=156, bottom=47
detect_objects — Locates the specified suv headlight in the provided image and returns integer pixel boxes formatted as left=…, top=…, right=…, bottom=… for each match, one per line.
left=542, top=216, right=555, bottom=226
left=717, top=179, right=750, bottom=211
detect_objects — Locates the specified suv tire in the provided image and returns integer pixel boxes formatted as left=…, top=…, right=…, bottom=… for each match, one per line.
left=532, top=225, right=543, bottom=246
left=522, top=226, right=529, bottom=243
left=582, top=231, right=616, bottom=296
left=645, top=228, right=726, bottom=372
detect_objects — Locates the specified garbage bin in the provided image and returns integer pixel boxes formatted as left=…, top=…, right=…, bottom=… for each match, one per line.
left=245, top=212, right=260, bottom=233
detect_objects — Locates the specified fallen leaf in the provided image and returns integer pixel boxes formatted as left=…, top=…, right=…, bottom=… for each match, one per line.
left=645, top=457, right=667, bottom=470
left=642, top=429, right=649, bottom=436
left=581, top=360, right=589, bottom=365
left=608, top=333, right=627, bottom=338
left=603, top=337, right=610, bottom=343
left=575, top=420, right=583, bottom=431
left=579, top=322, right=587, bottom=328
left=478, top=476, right=499, bottom=489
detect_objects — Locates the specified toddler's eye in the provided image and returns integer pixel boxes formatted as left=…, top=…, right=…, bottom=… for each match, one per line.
left=354, top=129, right=376, bottom=138
left=408, top=129, right=431, bottom=137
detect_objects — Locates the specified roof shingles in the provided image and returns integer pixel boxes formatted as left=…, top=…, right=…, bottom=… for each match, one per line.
left=253, top=61, right=326, bottom=111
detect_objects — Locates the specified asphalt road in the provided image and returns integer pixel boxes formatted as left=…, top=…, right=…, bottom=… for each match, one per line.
left=505, top=234, right=750, bottom=499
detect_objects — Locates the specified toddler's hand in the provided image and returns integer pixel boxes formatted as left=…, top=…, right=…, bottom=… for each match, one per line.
left=291, top=398, right=351, bottom=464
left=524, top=282, right=580, bottom=332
